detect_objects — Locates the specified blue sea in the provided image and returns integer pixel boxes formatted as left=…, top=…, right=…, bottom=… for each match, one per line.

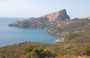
left=0, top=18, right=60, bottom=47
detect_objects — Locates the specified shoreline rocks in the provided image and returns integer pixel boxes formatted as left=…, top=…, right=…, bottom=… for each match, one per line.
left=55, top=38, right=65, bottom=43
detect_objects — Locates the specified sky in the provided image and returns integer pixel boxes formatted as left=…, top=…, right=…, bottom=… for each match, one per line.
left=0, top=0, right=90, bottom=19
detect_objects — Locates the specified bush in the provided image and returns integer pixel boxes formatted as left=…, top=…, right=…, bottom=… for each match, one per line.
left=25, top=47, right=54, bottom=58
left=83, top=45, right=90, bottom=56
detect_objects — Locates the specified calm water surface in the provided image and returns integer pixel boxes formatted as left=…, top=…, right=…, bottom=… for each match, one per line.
left=0, top=18, right=60, bottom=47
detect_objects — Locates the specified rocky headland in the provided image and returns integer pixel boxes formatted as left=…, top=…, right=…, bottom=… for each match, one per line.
left=9, top=9, right=70, bottom=36
left=9, top=9, right=90, bottom=42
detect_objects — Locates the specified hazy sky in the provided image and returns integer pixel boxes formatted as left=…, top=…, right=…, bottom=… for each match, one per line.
left=0, top=0, right=90, bottom=18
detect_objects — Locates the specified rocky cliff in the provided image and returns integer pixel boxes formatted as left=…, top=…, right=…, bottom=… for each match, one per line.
left=88, top=16, right=90, bottom=20
left=41, top=9, right=70, bottom=22
left=9, top=9, right=70, bottom=28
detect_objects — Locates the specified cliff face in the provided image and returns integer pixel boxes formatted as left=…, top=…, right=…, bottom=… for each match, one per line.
left=41, top=9, right=70, bottom=22
left=88, top=16, right=90, bottom=20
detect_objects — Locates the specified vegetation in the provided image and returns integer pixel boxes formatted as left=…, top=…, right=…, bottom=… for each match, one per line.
left=65, top=31, right=90, bottom=44
left=83, top=45, right=90, bottom=56
left=9, top=18, right=90, bottom=36
left=9, top=17, right=49, bottom=29
left=0, top=32, right=90, bottom=58
left=7, top=15, right=90, bottom=58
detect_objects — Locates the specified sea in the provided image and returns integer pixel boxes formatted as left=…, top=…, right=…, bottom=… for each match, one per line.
left=0, top=17, right=60, bottom=47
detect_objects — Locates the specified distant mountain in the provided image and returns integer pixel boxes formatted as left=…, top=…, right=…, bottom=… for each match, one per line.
left=41, top=9, right=70, bottom=21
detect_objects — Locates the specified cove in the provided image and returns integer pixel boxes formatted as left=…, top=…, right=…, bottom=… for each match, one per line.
left=0, top=18, right=60, bottom=47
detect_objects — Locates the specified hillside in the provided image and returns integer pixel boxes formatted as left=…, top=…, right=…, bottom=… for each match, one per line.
left=0, top=31, right=90, bottom=58
left=7, top=9, right=90, bottom=58
left=62, top=31, right=90, bottom=44
left=9, top=9, right=90, bottom=36
left=9, top=9, right=70, bottom=29
left=46, top=18, right=90, bottom=36
left=9, top=18, right=90, bottom=36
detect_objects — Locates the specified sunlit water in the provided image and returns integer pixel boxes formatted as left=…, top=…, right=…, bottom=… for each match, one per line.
left=0, top=18, right=60, bottom=47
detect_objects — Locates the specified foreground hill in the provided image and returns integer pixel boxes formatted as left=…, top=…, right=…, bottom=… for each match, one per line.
left=0, top=31, right=90, bottom=58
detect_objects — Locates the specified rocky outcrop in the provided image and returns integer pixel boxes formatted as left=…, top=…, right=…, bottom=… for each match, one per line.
left=9, top=9, right=70, bottom=29
left=55, top=38, right=65, bottom=43
left=41, top=9, right=70, bottom=22
left=88, top=16, right=90, bottom=20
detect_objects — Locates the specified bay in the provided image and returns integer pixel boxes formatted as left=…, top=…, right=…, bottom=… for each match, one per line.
left=0, top=18, right=60, bottom=47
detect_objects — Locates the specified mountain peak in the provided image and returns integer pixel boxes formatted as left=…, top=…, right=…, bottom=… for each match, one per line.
left=58, top=9, right=66, bottom=14
left=41, top=9, right=70, bottom=21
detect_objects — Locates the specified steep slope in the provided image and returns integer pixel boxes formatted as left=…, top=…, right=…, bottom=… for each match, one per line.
left=41, top=9, right=70, bottom=21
